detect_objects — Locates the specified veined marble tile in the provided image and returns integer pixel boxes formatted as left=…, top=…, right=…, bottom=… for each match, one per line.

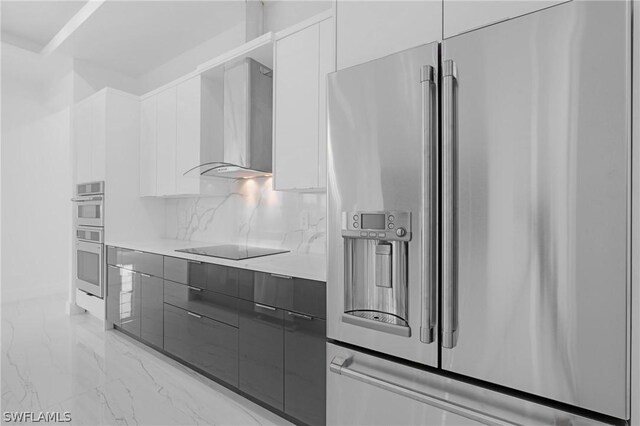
left=1, top=293, right=293, bottom=426
left=165, top=177, right=326, bottom=255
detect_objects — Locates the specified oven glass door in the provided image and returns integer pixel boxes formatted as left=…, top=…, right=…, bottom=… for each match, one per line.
left=76, top=240, right=103, bottom=298
left=76, top=200, right=103, bottom=227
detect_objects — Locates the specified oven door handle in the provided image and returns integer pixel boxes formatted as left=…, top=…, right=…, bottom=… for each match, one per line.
left=71, top=196, right=103, bottom=202
left=76, top=239, right=103, bottom=254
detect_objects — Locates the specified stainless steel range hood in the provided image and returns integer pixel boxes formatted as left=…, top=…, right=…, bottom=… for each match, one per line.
left=185, top=58, right=273, bottom=180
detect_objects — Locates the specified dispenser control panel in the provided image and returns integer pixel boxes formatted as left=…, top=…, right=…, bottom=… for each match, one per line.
left=342, top=211, right=411, bottom=241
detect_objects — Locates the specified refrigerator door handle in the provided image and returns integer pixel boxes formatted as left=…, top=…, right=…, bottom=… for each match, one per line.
left=442, top=59, right=458, bottom=349
left=329, top=356, right=517, bottom=426
left=420, top=65, right=436, bottom=344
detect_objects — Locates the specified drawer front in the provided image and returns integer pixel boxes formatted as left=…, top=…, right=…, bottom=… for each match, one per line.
left=292, top=278, right=326, bottom=319
left=164, top=257, right=245, bottom=297
left=106, top=246, right=162, bottom=277
left=164, top=256, right=208, bottom=288
left=133, top=251, right=163, bottom=277
left=208, top=264, right=241, bottom=297
left=238, top=299, right=284, bottom=411
left=164, top=303, right=238, bottom=388
left=240, top=272, right=294, bottom=310
left=164, top=280, right=238, bottom=327
left=107, top=246, right=134, bottom=267
left=241, top=272, right=326, bottom=318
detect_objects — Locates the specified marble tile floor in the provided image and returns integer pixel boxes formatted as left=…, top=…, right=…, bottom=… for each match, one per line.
left=1, top=293, right=293, bottom=425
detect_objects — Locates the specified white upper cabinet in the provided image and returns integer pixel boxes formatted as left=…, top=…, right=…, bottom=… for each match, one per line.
left=74, top=100, right=93, bottom=184
left=176, top=75, right=222, bottom=196
left=336, top=1, right=442, bottom=70
left=155, top=85, right=177, bottom=196
left=139, top=96, right=157, bottom=197
left=443, top=1, right=568, bottom=38
left=176, top=77, right=201, bottom=195
left=273, top=14, right=335, bottom=191
left=140, top=75, right=221, bottom=197
left=91, top=93, right=106, bottom=182
left=74, top=90, right=109, bottom=183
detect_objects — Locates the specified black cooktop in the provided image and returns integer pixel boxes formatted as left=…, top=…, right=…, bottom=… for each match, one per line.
left=175, top=244, right=289, bottom=261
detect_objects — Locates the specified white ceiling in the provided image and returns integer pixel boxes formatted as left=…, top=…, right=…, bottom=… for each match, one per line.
left=1, top=1, right=88, bottom=50
left=2, top=0, right=247, bottom=77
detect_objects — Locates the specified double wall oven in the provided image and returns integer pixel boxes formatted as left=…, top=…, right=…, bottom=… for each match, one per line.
left=73, top=182, right=105, bottom=298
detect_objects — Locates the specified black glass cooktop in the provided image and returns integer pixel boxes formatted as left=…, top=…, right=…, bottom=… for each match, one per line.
left=175, top=244, right=289, bottom=261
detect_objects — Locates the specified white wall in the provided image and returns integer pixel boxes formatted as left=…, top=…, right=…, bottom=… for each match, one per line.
left=136, top=1, right=333, bottom=95
left=1, top=43, right=74, bottom=302
left=73, top=58, right=141, bottom=100
left=136, top=22, right=246, bottom=94
left=263, top=0, right=332, bottom=33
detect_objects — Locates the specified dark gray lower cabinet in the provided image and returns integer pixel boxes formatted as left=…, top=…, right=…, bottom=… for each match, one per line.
left=108, top=247, right=326, bottom=425
left=164, top=303, right=238, bottom=387
left=284, top=313, right=326, bottom=426
left=140, top=275, right=163, bottom=348
left=238, top=300, right=284, bottom=411
left=106, top=265, right=122, bottom=326
left=119, top=271, right=141, bottom=337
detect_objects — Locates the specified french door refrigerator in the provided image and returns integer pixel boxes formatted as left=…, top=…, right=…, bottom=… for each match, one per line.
left=326, top=1, right=631, bottom=424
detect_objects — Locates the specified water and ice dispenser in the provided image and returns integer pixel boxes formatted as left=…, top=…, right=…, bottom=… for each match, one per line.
left=342, top=211, right=411, bottom=337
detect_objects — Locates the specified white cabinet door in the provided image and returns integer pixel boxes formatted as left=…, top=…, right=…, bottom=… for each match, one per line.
left=274, top=23, right=320, bottom=191
left=156, top=86, right=177, bottom=196
left=317, top=18, right=334, bottom=188
left=176, top=76, right=201, bottom=196
left=74, top=100, right=93, bottom=184
left=336, top=1, right=441, bottom=70
left=139, top=96, right=157, bottom=197
left=91, top=92, right=106, bottom=182
left=443, top=1, right=567, bottom=38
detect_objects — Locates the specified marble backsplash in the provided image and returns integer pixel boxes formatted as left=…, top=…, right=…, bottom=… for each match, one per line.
left=164, top=177, right=326, bottom=255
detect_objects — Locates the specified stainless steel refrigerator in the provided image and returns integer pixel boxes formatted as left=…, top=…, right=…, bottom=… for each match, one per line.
left=326, top=1, right=631, bottom=424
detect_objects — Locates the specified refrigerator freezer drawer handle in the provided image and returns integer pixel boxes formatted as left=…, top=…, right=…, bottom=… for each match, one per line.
left=329, top=356, right=518, bottom=426
left=420, top=64, right=436, bottom=344
left=442, top=59, right=458, bottom=349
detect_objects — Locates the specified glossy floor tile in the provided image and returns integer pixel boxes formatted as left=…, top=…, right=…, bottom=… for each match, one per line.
left=1, top=293, right=292, bottom=425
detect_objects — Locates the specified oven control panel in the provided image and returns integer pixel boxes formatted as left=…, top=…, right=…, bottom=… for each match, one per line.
left=341, top=211, right=411, bottom=241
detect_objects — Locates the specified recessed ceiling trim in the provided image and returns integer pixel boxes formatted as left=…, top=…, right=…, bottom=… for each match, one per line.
left=40, top=0, right=105, bottom=56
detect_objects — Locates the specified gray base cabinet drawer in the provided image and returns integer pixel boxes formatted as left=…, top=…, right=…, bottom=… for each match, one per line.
left=238, top=299, right=284, bottom=411
left=140, top=275, right=163, bottom=348
left=240, top=273, right=293, bottom=309
left=284, top=314, right=326, bottom=426
left=164, top=257, right=208, bottom=289
left=164, top=280, right=238, bottom=327
left=292, top=278, right=326, bottom=320
left=164, top=303, right=238, bottom=388
left=107, top=246, right=163, bottom=278
left=242, top=273, right=326, bottom=319
left=164, top=257, right=251, bottom=297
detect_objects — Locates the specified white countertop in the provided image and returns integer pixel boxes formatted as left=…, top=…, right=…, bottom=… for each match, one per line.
left=105, top=239, right=327, bottom=282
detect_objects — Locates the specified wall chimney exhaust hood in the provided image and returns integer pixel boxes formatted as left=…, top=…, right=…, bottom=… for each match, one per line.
left=185, top=57, right=273, bottom=180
